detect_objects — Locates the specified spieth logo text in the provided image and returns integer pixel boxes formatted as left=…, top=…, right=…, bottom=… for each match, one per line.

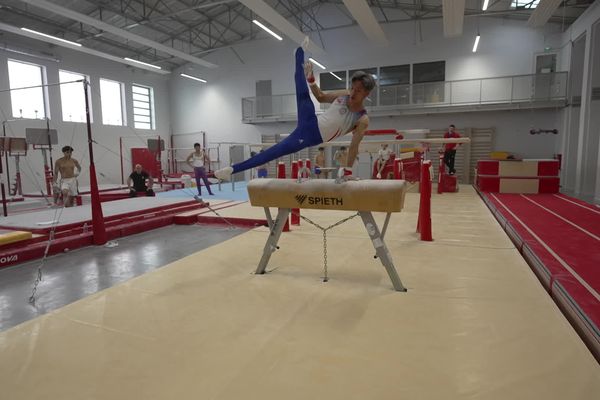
left=295, top=194, right=343, bottom=206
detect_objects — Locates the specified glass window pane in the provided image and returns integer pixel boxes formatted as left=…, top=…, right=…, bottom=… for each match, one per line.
left=7, top=60, right=46, bottom=119
left=135, top=122, right=151, bottom=130
left=413, top=61, right=445, bottom=84
left=132, top=84, right=155, bottom=130
left=319, top=71, right=347, bottom=90
left=100, top=79, right=124, bottom=126
left=59, top=70, right=90, bottom=123
left=511, top=0, right=540, bottom=9
left=132, top=85, right=149, bottom=95
left=380, top=65, right=410, bottom=86
left=133, top=108, right=150, bottom=116
left=134, top=115, right=150, bottom=123
left=133, top=101, right=150, bottom=109
left=132, top=93, right=149, bottom=102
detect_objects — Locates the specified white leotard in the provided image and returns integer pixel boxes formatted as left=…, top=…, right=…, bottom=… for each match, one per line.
left=317, top=96, right=367, bottom=142
left=378, top=148, right=392, bottom=162
left=191, top=151, right=205, bottom=168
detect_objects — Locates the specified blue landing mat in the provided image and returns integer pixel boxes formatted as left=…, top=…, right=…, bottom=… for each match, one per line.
left=157, top=181, right=249, bottom=202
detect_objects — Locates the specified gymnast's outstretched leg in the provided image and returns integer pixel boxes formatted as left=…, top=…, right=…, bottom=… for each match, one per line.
left=215, top=46, right=322, bottom=181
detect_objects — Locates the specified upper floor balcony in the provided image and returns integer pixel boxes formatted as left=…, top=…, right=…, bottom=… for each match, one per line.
left=241, top=72, right=568, bottom=123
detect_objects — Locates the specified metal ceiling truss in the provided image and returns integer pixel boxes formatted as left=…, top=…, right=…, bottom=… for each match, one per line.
left=0, top=0, right=591, bottom=71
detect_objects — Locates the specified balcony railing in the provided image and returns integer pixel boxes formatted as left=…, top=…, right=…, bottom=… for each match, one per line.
left=241, top=72, right=568, bottom=122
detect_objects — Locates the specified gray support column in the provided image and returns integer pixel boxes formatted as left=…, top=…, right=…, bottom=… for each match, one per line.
left=359, top=211, right=406, bottom=292
left=574, top=31, right=592, bottom=197
left=255, top=208, right=290, bottom=275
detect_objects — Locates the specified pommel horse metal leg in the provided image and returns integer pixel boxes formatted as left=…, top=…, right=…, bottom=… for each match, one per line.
left=359, top=211, right=407, bottom=292
left=256, top=207, right=290, bottom=274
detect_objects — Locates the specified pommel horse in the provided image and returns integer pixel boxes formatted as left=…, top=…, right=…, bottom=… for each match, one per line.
left=247, top=178, right=408, bottom=291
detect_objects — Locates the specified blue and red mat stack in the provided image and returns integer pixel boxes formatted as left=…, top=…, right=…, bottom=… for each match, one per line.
left=480, top=192, right=600, bottom=361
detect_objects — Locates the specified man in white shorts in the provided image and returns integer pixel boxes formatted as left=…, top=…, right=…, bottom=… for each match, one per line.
left=53, top=145, right=82, bottom=207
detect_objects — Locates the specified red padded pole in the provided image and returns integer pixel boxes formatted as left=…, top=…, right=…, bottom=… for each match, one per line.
left=417, top=160, right=433, bottom=241
left=291, top=161, right=300, bottom=225
left=276, top=161, right=290, bottom=232
left=277, top=162, right=286, bottom=178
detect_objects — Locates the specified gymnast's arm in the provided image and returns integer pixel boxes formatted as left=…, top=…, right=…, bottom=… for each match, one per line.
left=346, top=115, right=369, bottom=168
left=53, top=159, right=61, bottom=183
left=73, top=159, right=82, bottom=176
left=304, top=61, right=347, bottom=104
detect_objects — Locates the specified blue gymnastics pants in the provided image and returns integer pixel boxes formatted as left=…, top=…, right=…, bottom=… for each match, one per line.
left=231, top=47, right=323, bottom=174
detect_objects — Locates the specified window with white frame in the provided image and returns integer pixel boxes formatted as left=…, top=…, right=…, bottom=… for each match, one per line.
left=132, top=84, right=155, bottom=130
left=100, top=78, right=125, bottom=126
left=59, top=70, right=91, bottom=123
left=511, top=0, right=540, bottom=9
left=7, top=59, right=47, bottom=119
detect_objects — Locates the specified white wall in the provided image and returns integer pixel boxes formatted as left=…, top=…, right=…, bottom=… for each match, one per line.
left=170, top=13, right=564, bottom=169
left=0, top=34, right=171, bottom=195
left=556, top=1, right=600, bottom=203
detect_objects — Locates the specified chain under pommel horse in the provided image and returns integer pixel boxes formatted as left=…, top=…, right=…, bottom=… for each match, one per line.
left=246, top=178, right=408, bottom=292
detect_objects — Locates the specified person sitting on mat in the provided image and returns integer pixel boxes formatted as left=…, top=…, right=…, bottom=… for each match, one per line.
left=127, top=164, right=155, bottom=197
left=186, top=143, right=214, bottom=195
left=53, top=145, right=81, bottom=207
left=333, top=146, right=348, bottom=169
left=214, top=42, right=374, bottom=181
left=376, top=143, right=392, bottom=179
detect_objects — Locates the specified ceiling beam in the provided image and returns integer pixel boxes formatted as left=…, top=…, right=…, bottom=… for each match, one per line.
left=16, top=0, right=218, bottom=68
left=342, top=0, right=389, bottom=45
left=528, top=0, right=563, bottom=27
left=238, top=0, right=325, bottom=54
left=0, top=4, right=178, bottom=67
left=0, top=21, right=170, bottom=74
left=442, top=0, right=465, bottom=37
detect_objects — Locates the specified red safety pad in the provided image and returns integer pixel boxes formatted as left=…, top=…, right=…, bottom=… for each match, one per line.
left=365, top=129, right=397, bottom=136
left=131, top=148, right=161, bottom=178
left=440, top=174, right=458, bottom=192
left=538, top=177, right=560, bottom=193
left=483, top=193, right=600, bottom=338
left=476, top=176, right=500, bottom=192
left=477, top=160, right=499, bottom=175
left=537, top=160, right=560, bottom=177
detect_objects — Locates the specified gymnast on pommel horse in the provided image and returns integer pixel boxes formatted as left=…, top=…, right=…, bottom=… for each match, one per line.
left=215, top=41, right=375, bottom=182
left=247, top=178, right=408, bottom=292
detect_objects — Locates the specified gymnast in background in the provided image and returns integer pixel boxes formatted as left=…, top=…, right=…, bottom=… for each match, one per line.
left=186, top=143, right=214, bottom=196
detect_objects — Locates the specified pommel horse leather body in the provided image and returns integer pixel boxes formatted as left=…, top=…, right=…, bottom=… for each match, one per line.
left=247, top=178, right=408, bottom=291
left=247, top=178, right=406, bottom=212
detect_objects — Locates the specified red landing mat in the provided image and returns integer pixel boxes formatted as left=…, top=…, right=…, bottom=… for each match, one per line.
left=480, top=192, right=600, bottom=361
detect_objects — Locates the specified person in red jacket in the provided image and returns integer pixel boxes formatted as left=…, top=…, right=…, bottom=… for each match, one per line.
left=442, top=124, right=461, bottom=175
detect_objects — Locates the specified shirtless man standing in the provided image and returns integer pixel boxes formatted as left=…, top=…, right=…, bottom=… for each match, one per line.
left=53, top=145, right=81, bottom=207
left=314, top=147, right=326, bottom=178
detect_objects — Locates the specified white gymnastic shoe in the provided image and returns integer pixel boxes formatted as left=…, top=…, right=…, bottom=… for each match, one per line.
left=301, top=35, right=310, bottom=51
left=336, top=167, right=358, bottom=183
left=214, top=166, right=233, bottom=181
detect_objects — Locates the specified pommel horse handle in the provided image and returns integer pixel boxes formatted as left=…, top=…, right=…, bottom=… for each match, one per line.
left=247, top=179, right=408, bottom=292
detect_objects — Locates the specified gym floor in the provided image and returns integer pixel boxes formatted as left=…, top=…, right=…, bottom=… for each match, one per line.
left=1, top=185, right=599, bottom=399
left=0, top=224, right=248, bottom=331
